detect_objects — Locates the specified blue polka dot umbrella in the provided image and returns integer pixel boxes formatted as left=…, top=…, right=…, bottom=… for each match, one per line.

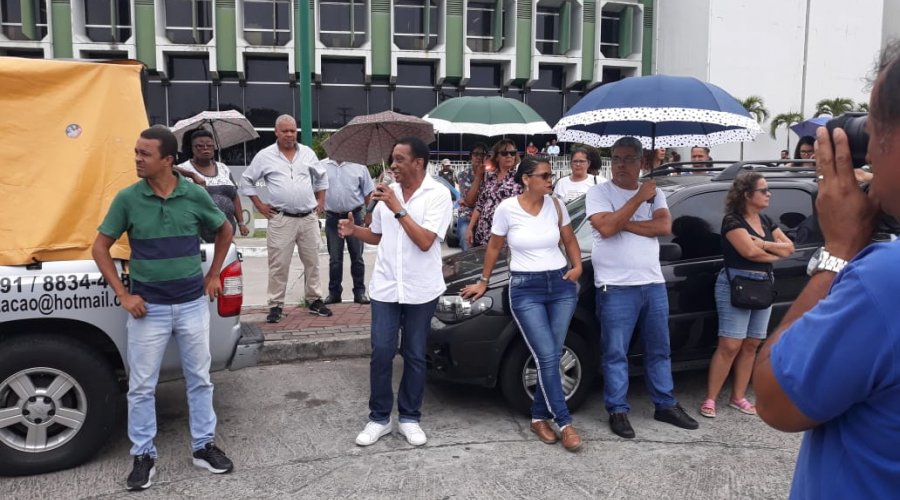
left=554, top=75, right=762, bottom=149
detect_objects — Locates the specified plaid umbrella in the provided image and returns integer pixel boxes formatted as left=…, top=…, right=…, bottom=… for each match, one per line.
left=323, top=110, right=435, bottom=165
left=170, top=110, right=259, bottom=150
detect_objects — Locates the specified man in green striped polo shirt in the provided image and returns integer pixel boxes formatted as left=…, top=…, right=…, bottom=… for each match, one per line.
left=92, top=126, right=234, bottom=491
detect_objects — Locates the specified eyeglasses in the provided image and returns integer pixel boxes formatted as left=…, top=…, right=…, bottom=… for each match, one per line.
left=497, top=150, right=518, bottom=157
left=526, top=172, right=555, bottom=181
left=611, top=155, right=641, bottom=165
left=193, top=143, right=215, bottom=150
left=752, top=188, right=772, bottom=195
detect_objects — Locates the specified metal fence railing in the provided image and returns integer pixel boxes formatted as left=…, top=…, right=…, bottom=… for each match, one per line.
left=429, top=155, right=612, bottom=183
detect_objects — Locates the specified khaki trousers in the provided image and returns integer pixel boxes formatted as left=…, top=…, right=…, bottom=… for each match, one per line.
left=266, top=212, right=322, bottom=307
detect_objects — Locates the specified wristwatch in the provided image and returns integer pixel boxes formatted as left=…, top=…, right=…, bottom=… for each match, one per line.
left=807, top=247, right=849, bottom=276
left=394, top=209, right=408, bottom=219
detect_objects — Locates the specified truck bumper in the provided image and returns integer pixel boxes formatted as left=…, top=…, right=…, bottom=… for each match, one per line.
left=230, top=322, right=264, bottom=371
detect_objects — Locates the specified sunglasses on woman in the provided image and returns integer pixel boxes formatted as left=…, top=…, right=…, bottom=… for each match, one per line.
left=526, top=172, right=555, bottom=181
left=497, top=150, right=518, bottom=157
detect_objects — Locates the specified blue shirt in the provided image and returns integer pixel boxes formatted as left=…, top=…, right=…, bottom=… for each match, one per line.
left=320, top=159, right=374, bottom=213
left=772, top=241, right=900, bottom=499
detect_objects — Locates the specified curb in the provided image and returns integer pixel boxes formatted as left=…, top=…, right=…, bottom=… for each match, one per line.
left=258, top=333, right=371, bottom=365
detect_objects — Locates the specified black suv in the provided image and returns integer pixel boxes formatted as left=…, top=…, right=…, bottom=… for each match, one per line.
left=427, top=161, right=827, bottom=415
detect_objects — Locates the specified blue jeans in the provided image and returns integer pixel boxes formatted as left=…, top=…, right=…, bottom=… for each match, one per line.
left=368, top=298, right=439, bottom=424
left=509, top=268, right=578, bottom=427
left=457, top=216, right=470, bottom=252
left=325, top=209, right=366, bottom=298
left=715, top=269, right=773, bottom=339
left=596, top=283, right=677, bottom=414
left=126, top=295, right=216, bottom=457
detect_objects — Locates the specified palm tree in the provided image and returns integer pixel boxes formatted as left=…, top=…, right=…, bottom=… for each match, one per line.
left=740, top=96, right=769, bottom=159
left=814, top=97, right=855, bottom=117
left=856, top=101, right=869, bottom=112
left=770, top=112, right=804, bottom=151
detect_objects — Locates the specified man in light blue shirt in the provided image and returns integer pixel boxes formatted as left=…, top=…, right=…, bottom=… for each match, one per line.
left=241, top=115, right=331, bottom=323
left=321, top=158, right=374, bottom=304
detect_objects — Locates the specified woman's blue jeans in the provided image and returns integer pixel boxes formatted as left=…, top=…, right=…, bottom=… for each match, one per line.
left=368, top=298, right=439, bottom=424
left=595, top=283, right=677, bottom=414
left=508, top=268, right=578, bottom=427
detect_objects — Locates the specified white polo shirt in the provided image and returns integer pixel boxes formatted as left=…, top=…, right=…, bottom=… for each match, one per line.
left=368, top=175, right=453, bottom=304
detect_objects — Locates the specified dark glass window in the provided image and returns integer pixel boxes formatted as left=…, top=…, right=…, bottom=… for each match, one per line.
left=768, top=189, right=822, bottom=245
left=82, top=50, right=128, bottom=59
left=243, top=0, right=291, bottom=46
left=144, top=79, right=167, bottom=127
left=527, top=91, right=563, bottom=128
left=460, top=88, right=500, bottom=98
left=369, top=86, right=391, bottom=114
left=532, top=65, right=563, bottom=90
left=84, top=0, right=131, bottom=43
left=602, top=67, right=624, bottom=84
left=437, top=85, right=459, bottom=103
left=245, top=84, right=294, bottom=127
left=245, top=56, right=290, bottom=82
left=393, top=87, right=435, bottom=118
left=165, top=0, right=213, bottom=44
left=218, top=80, right=243, bottom=113
left=396, top=61, right=434, bottom=86
left=466, top=0, right=501, bottom=52
left=244, top=131, right=277, bottom=164
left=662, top=191, right=727, bottom=260
left=0, top=47, right=44, bottom=57
left=167, top=82, right=215, bottom=125
left=600, top=10, right=620, bottom=58
left=394, top=0, right=438, bottom=50
left=468, top=63, right=501, bottom=88
left=321, top=58, right=366, bottom=85
left=535, top=6, right=559, bottom=55
left=316, top=86, right=366, bottom=129
left=503, top=86, right=524, bottom=102
left=167, top=55, right=209, bottom=80
left=564, top=90, right=583, bottom=113
left=1, top=0, right=48, bottom=40
left=319, top=0, right=366, bottom=48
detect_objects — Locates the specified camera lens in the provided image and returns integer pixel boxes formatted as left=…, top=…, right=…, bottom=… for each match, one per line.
left=825, top=112, right=869, bottom=168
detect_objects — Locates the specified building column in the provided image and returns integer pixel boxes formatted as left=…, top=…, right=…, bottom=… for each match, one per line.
left=640, top=0, right=653, bottom=75
left=296, top=0, right=313, bottom=145
left=134, top=0, right=156, bottom=69
left=49, top=0, right=72, bottom=58
left=619, top=4, right=633, bottom=58
left=581, top=0, right=595, bottom=81
left=558, top=1, right=571, bottom=54
left=514, top=1, right=532, bottom=81
left=445, top=0, right=463, bottom=80
left=371, top=0, right=391, bottom=77
left=19, top=0, right=37, bottom=40
left=216, top=0, right=237, bottom=73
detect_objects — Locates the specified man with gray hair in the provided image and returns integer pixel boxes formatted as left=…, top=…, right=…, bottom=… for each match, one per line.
left=241, top=115, right=332, bottom=322
left=585, top=136, right=698, bottom=439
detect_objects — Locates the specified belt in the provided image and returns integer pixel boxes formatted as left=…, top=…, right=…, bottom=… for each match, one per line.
left=326, top=206, right=363, bottom=218
left=273, top=208, right=312, bottom=218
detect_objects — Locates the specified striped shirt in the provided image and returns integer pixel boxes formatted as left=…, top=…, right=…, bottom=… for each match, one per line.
left=98, top=173, right=226, bottom=304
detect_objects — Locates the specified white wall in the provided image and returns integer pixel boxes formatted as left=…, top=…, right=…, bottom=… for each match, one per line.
left=657, top=0, right=885, bottom=162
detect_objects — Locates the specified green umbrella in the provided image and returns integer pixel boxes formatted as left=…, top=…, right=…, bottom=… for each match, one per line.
left=423, top=96, right=552, bottom=136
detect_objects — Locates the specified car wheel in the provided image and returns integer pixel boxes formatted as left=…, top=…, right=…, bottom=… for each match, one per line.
left=0, top=335, right=119, bottom=475
left=499, top=332, right=596, bottom=416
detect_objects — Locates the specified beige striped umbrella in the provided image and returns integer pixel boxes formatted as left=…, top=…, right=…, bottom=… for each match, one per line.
left=323, top=110, right=435, bottom=165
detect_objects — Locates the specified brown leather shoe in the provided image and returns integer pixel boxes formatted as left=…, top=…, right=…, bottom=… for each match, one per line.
left=560, top=425, right=583, bottom=452
left=530, top=420, right=558, bottom=444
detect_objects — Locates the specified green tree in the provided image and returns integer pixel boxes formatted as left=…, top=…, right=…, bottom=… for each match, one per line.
left=740, top=96, right=769, bottom=159
left=814, top=97, right=855, bottom=117
left=769, top=112, right=804, bottom=151
left=856, top=101, right=870, bottom=112
left=311, top=131, right=331, bottom=160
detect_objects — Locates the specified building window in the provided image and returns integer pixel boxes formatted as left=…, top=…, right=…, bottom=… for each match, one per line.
left=317, top=58, right=366, bottom=129
left=84, top=0, right=131, bottom=43
left=166, top=55, right=215, bottom=126
left=466, top=0, right=502, bottom=52
left=165, top=0, right=213, bottom=44
left=319, top=0, right=366, bottom=48
left=535, top=6, right=558, bottom=55
left=528, top=65, right=564, bottom=126
left=244, top=56, right=295, bottom=127
left=1, top=0, right=48, bottom=41
left=600, top=9, right=620, bottom=58
left=393, top=61, right=436, bottom=117
left=394, top=0, right=438, bottom=51
left=243, top=0, right=291, bottom=46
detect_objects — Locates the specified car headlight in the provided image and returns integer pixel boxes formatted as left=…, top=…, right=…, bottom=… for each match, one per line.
left=434, top=295, right=493, bottom=323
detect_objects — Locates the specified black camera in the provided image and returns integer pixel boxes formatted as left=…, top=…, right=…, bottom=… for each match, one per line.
left=825, top=112, right=869, bottom=168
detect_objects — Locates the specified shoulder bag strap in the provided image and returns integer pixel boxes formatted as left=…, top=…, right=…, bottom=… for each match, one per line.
left=552, top=195, right=563, bottom=228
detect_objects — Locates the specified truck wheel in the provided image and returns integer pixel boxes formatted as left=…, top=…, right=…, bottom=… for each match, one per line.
left=0, top=335, right=119, bottom=475
left=499, top=332, right=596, bottom=416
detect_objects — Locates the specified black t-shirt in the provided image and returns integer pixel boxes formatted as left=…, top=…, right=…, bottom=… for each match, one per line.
left=721, top=212, right=777, bottom=272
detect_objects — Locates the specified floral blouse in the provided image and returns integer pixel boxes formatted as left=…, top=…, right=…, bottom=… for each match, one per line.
left=457, top=166, right=475, bottom=220
left=473, top=167, right=523, bottom=246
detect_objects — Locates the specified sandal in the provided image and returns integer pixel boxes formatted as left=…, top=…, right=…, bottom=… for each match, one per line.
left=699, top=399, right=716, bottom=418
left=729, top=398, right=757, bottom=415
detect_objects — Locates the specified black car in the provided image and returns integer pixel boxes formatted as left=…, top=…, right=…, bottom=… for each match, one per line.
left=428, top=161, right=830, bottom=415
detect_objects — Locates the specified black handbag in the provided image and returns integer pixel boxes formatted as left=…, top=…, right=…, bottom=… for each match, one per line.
left=725, top=267, right=776, bottom=310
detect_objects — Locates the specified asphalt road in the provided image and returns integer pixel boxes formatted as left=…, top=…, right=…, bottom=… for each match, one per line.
left=3, top=359, right=801, bottom=499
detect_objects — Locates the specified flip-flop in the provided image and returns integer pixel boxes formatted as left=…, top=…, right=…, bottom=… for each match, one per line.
left=699, top=399, right=716, bottom=418
left=729, top=398, right=757, bottom=415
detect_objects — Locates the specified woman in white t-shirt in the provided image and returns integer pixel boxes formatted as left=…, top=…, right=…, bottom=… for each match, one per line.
left=461, top=156, right=584, bottom=452
left=553, top=146, right=606, bottom=203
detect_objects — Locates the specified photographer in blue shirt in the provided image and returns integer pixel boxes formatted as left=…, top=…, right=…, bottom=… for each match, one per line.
left=754, top=41, right=900, bottom=498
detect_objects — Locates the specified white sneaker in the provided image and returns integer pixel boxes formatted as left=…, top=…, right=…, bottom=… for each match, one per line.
left=398, top=422, right=427, bottom=446
left=355, top=420, right=392, bottom=446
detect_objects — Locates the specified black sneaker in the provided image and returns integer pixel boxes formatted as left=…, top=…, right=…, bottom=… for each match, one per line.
left=126, top=453, right=156, bottom=490
left=308, top=299, right=333, bottom=317
left=266, top=306, right=283, bottom=323
left=609, top=412, right=636, bottom=439
left=192, top=442, right=234, bottom=474
left=654, top=403, right=700, bottom=430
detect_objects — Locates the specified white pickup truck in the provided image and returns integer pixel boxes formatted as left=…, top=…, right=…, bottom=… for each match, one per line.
left=0, top=57, right=262, bottom=475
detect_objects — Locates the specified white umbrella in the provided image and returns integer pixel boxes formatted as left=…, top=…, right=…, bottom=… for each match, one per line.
left=170, top=110, right=259, bottom=150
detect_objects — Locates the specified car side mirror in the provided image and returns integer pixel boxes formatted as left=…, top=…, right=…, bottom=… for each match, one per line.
left=660, top=242, right=682, bottom=261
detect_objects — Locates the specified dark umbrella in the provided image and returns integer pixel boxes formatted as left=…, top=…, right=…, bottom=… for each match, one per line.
left=324, top=110, right=435, bottom=165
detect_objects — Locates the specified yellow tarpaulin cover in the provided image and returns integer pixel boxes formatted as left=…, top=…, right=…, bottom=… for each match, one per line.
left=0, top=57, right=148, bottom=266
